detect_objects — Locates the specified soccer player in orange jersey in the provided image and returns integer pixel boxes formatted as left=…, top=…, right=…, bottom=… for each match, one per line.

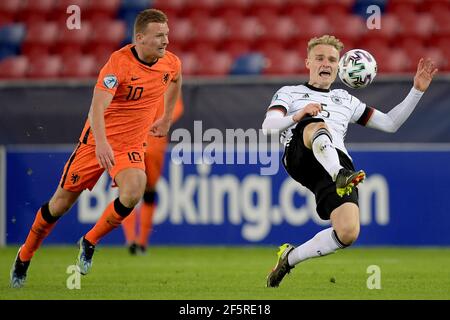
left=121, top=96, right=184, bottom=255
left=10, top=9, right=182, bottom=288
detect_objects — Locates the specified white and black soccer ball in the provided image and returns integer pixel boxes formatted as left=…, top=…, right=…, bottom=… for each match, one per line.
left=338, top=49, right=377, bottom=89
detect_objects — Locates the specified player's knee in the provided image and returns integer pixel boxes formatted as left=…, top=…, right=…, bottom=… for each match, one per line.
left=119, top=191, right=142, bottom=208
left=49, top=198, right=72, bottom=216
left=304, top=122, right=329, bottom=148
left=143, top=190, right=156, bottom=204
left=336, top=224, right=360, bottom=246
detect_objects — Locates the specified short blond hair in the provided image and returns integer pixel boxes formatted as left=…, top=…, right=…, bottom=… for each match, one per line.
left=307, top=35, right=344, bottom=55
left=134, top=9, right=168, bottom=35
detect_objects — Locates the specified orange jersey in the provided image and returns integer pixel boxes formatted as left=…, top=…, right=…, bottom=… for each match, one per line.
left=79, top=44, right=181, bottom=151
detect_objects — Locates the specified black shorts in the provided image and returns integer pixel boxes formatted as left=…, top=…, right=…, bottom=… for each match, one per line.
left=282, top=116, right=359, bottom=220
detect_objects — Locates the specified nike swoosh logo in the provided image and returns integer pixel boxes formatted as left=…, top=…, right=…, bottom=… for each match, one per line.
left=131, top=77, right=140, bottom=81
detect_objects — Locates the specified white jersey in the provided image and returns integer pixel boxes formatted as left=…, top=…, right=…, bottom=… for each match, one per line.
left=268, top=83, right=369, bottom=158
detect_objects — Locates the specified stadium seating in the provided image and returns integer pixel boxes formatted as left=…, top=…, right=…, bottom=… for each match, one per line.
left=60, top=54, right=98, bottom=78
left=21, top=22, right=58, bottom=56
left=0, top=0, right=449, bottom=78
left=27, top=55, right=62, bottom=78
left=0, top=55, right=28, bottom=78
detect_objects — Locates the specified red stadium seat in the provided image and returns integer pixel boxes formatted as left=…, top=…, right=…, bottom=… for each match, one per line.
left=0, top=0, right=22, bottom=24
left=21, top=22, right=58, bottom=56
left=0, top=13, right=15, bottom=26
left=0, top=56, right=28, bottom=78
left=292, top=14, right=329, bottom=41
left=319, top=0, right=354, bottom=16
left=60, top=54, right=97, bottom=78
left=86, top=0, right=120, bottom=21
left=18, top=0, right=55, bottom=25
left=282, top=0, right=317, bottom=14
left=191, top=18, right=228, bottom=46
left=218, top=0, right=251, bottom=13
left=397, top=13, right=434, bottom=41
left=406, top=47, right=447, bottom=72
left=169, top=19, right=195, bottom=47
left=375, top=48, right=411, bottom=73
left=177, top=52, right=199, bottom=75
left=183, top=0, right=220, bottom=17
left=53, top=21, right=92, bottom=57
left=263, top=49, right=305, bottom=75
left=328, top=14, right=366, bottom=44
left=195, top=51, right=232, bottom=76
left=258, top=15, right=298, bottom=44
left=153, top=0, right=186, bottom=18
left=90, top=20, right=126, bottom=47
left=27, top=55, right=62, bottom=78
left=432, top=12, right=450, bottom=37
left=0, top=0, right=22, bottom=14
left=91, top=46, right=113, bottom=69
left=386, top=0, right=419, bottom=15
left=225, top=17, right=263, bottom=47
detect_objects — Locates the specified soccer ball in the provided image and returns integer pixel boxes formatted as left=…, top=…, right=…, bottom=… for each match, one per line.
left=338, top=49, right=377, bottom=89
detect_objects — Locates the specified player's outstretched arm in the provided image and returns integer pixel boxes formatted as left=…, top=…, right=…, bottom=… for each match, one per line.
left=150, top=74, right=182, bottom=137
left=89, top=88, right=115, bottom=171
left=363, top=58, right=438, bottom=133
left=414, top=58, right=438, bottom=92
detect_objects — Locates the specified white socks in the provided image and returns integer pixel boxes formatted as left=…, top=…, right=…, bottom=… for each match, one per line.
left=311, top=129, right=342, bottom=181
left=288, top=227, right=347, bottom=267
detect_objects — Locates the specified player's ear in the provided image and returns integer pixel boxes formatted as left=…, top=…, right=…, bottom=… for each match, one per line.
left=135, top=33, right=144, bottom=44
left=305, top=57, right=310, bottom=70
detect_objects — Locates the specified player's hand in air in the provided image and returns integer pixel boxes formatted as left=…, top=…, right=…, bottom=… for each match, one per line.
left=414, top=58, right=438, bottom=92
left=95, top=141, right=115, bottom=172
left=293, top=103, right=322, bottom=122
left=150, top=117, right=171, bottom=137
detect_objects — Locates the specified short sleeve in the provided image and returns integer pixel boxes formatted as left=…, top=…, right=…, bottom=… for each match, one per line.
left=95, top=53, right=126, bottom=95
left=268, top=86, right=293, bottom=112
left=349, top=95, right=368, bottom=123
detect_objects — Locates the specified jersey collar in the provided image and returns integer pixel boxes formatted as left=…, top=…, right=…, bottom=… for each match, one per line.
left=304, top=82, right=330, bottom=93
left=131, top=46, right=159, bottom=67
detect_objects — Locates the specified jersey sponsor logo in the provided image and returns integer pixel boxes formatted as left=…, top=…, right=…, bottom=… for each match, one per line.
left=131, top=76, right=140, bottom=81
left=103, top=75, right=118, bottom=89
left=303, top=93, right=310, bottom=98
left=331, top=95, right=343, bottom=104
left=162, top=72, right=169, bottom=84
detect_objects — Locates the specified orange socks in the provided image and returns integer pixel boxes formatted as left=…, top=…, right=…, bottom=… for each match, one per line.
left=85, top=198, right=133, bottom=245
left=121, top=209, right=137, bottom=245
left=138, top=202, right=156, bottom=247
left=20, top=203, right=59, bottom=262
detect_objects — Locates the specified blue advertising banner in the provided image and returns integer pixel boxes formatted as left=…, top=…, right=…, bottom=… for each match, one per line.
left=5, top=145, right=450, bottom=246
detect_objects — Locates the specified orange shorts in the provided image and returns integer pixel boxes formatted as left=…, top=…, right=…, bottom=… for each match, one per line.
left=59, top=142, right=145, bottom=192
left=145, top=135, right=168, bottom=188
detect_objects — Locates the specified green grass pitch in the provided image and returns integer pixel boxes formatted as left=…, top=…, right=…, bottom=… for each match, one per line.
left=1, top=246, right=449, bottom=300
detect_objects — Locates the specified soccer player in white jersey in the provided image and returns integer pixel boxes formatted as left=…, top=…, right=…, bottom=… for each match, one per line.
left=264, top=35, right=438, bottom=287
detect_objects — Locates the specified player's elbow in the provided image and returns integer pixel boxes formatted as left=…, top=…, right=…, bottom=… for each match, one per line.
left=385, top=125, right=399, bottom=133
